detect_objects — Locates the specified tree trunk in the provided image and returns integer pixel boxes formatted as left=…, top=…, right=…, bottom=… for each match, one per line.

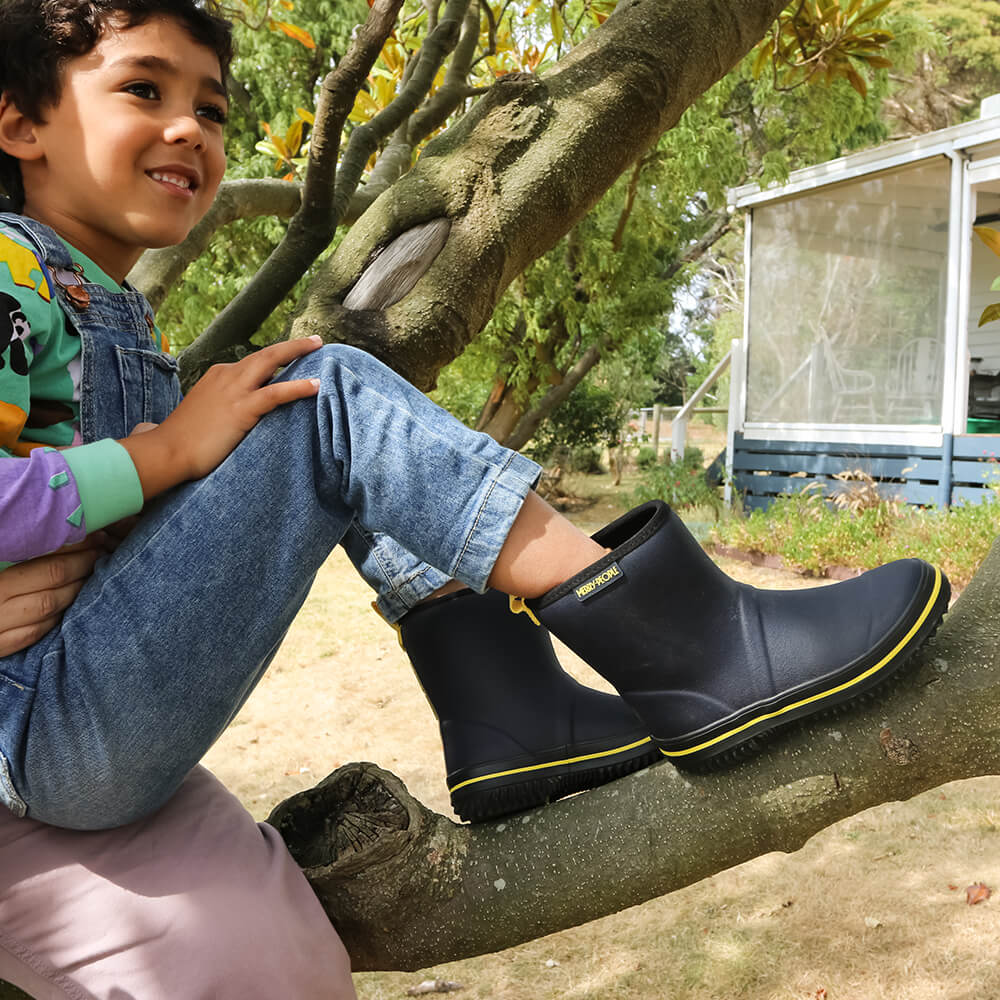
left=267, top=540, right=1000, bottom=971
left=280, top=0, right=788, bottom=392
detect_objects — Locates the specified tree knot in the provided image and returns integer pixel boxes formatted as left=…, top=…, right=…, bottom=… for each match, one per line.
left=268, top=762, right=419, bottom=875
left=879, top=727, right=918, bottom=766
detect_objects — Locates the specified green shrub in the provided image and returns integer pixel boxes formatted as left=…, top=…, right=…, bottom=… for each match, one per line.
left=542, top=443, right=605, bottom=474
left=637, top=446, right=658, bottom=469
left=528, top=383, right=621, bottom=468
left=631, top=446, right=723, bottom=513
left=712, top=487, right=1000, bottom=587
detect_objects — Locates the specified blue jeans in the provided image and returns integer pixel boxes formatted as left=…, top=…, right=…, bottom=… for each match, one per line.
left=0, top=345, right=540, bottom=829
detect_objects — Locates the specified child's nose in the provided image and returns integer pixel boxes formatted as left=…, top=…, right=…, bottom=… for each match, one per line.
left=163, top=114, right=204, bottom=150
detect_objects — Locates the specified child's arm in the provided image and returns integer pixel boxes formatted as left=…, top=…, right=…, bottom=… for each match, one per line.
left=117, top=336, right=324, bottom=501
left=1, top=331, right=321, bottom=564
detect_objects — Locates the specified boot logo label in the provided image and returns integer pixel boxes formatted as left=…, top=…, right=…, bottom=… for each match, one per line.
left=574, top=562, right=624, bottom=601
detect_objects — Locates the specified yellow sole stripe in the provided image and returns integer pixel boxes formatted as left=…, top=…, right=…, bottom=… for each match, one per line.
left=448, top=736, right=654, bottom=794
left=661, top=567, right=944, bottom=759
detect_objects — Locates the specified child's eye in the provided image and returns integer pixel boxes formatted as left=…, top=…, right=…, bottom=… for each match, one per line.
left=123, top=81, right=159, bottom=101
left=197, top=103, right=229, bottom=126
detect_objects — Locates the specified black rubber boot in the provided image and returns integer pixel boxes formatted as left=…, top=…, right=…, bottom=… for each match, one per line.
left=527, top=500, right=950, bottom=767
left=398, top=588, right=657, bottom=823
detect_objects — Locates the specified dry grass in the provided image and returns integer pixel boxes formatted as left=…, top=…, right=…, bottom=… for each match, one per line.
left=202, top=493, right=1000, bottom=1000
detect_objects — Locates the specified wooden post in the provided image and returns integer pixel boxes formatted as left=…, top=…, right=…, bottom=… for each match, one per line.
left=651, top=403, right=662, bottom=457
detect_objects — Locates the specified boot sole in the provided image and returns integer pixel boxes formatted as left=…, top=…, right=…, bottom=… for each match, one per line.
left=658, top=565, right=950, bottom=768
left=449, top=734, right=658, bottom=823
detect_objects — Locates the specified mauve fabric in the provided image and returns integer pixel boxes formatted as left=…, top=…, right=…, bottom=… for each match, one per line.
left=0, top=449, right=87, bottom=564
left=0, top=766, right=356, bottom=999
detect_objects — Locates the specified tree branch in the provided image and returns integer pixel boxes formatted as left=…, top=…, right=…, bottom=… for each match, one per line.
left=268, top=541, right=1000, bottom=972
left=662, top=210, right=732, bottom=281
left=332, top=0, right=481, bottom=228
left=405, top=0, right=482, bottom=144
left=502, top=342, right=602, bottom=449
left=331, top=0, right=473, bottom=223
left=610, top=159, right=644, bottom=253
left=128, top=178, right=303, bottom=310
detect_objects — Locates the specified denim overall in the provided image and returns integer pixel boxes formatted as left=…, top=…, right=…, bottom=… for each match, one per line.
left=0, top=215, right=540, bottom=828
left=0, top=213, right=182, bottom=443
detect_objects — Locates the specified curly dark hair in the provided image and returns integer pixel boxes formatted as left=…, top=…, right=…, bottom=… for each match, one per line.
left=0, top=0, right=234, bottom=210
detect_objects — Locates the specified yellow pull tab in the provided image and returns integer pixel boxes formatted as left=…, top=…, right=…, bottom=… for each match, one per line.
left=371, top=601, right=406, bottom=651
left=509, top=595, right=541, bottom=626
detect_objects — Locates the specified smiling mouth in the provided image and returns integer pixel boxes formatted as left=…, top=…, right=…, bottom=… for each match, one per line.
left=147, top=170, right=198, bottom=192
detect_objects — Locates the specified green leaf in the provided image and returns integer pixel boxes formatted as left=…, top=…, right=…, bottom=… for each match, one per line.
left=285, top=119, right=303, bottom=157
left=551, top=5, right=564, bottom=46
left=853, top=0, right=892, bottom=27
left=990, top=275, right=1000, bottom=291
left=254, top=139, right=282, bottom=158
left=979, top=303, right=1000, bottom=327
left=975, top=226, right=1000, bottom=258
left=751, top=38, right=774, bottom=79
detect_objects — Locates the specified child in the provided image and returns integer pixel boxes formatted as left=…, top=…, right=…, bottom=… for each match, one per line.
left=0, top=0, right=950, bottom=843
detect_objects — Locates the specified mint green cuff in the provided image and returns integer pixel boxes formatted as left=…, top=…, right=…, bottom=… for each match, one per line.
left=62, top=439, right=143, bottom=532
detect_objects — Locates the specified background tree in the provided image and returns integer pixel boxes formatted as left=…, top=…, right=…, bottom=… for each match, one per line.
left=887, top=0, right=1000, bottom=133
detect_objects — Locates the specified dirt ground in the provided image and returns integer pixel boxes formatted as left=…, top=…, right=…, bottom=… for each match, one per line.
left=202, top=506, right=1000, bottom=1000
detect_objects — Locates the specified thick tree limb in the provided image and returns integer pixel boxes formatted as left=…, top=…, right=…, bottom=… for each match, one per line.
left=289, top=0, right=788, bottom=391
left=268, top=540, right=1000, bottom=972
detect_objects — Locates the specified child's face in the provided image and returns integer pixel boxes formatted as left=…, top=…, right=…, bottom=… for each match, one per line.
left=14, top=15, right=228, bottom=282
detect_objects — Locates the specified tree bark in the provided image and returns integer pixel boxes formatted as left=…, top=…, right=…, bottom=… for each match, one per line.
left=283, top=0, right=789, bottom=392
left=267, top=540, right=1000, bottom=972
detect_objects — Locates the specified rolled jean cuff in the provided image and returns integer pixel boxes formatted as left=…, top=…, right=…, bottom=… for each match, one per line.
left=449, top=449, right=542, bottom=595
left=371, top=560, right=452, bottom=625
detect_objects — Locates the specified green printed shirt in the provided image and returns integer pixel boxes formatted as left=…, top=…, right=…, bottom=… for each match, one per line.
left=0, top=221, right=164, bottom=564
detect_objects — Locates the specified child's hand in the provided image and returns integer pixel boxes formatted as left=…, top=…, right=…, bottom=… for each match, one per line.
left=0, top=541, right=102, bottom=656
left=121, top=337, right=324, bottom=500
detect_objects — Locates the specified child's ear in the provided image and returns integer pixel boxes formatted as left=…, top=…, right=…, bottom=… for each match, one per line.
left=0, top=95, right=44, bottom=162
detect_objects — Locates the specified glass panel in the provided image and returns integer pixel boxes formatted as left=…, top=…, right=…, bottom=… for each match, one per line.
left=968, top=189, right=1000, bottom=428
left=746, top=160, right=950, bottom=426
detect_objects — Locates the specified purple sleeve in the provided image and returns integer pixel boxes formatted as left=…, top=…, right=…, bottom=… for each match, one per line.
left=0, top=449, right=87, bottom=564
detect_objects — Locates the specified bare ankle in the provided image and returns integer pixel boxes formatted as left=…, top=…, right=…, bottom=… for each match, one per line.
left=416, top=579, right=469, bottom=606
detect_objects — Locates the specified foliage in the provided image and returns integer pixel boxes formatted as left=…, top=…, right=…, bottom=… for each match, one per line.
left=754, top=0, right=897, bottom=97
left=713, top=487, right=1000, bottom=586
left=898, top=0, right=1000, bottom=114
left=631, top=447, right=724, bottom=514
left=526, top=381, right=621, bottom=465
left=436, top=28, right=901, bottom=439
left=636, top=445, right=658, bottom=469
